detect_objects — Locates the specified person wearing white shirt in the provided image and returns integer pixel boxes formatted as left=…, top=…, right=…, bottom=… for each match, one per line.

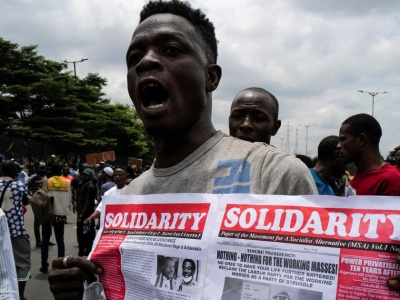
left=86, top=168, right=128, bottom=223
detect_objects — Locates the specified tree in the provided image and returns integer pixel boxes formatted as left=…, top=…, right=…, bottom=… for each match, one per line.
left=387, top=146, right=399, bottom=164
left=0, top=37, right=153, bottom=163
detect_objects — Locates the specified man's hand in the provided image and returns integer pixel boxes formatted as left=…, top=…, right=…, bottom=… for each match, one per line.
left=345, top=170, right=354, bottom=182
left=388, top=252, right=400, bottom=290
left=48, top=256, right=104, bottom=300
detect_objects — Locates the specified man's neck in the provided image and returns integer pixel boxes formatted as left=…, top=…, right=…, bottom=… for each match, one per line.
left=313, top=162, right=331, bottom=182
left=354, top=150, right=385, bottom=172
left=153, top=123, right=216, bottom=169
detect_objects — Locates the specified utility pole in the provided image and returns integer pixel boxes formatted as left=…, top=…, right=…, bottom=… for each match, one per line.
left=294, top=128, right=298, bottom=155
left=280, top=137, right=285, bottom=151
left=284, top=122, right=293, bottom=153
left=358, top=90, right=388, bottom=117
left=299, top=124, right=316, bottom=156
left=64, top=58, right=88, bottom=77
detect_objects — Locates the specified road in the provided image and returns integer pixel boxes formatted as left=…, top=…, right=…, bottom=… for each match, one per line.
left=24, top=205, right=79, bottom=300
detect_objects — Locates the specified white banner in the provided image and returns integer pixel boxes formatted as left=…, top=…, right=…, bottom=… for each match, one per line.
left=86, top=194, right=400, bottom=300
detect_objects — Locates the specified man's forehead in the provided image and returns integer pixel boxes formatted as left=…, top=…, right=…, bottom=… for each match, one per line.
left=132, top=13, right=196, bottom=40
left=339, top=123, right=355, bottom=136
left=232, top=93, right=277, bottom=112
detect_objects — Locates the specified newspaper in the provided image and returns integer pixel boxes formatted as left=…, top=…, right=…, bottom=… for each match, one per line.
left=87, top=194, right=400, bottom=300
left=88, top=194, right=218, bottom=300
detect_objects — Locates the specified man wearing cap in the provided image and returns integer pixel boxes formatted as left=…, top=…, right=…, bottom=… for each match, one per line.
left=76, top=168, right=96, bottom=256
left=46, top=154, right=57, bottom=173
left=99, top=167, right=115, bottom=203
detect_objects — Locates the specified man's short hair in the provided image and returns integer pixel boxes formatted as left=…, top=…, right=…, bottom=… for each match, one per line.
left=296, top=154, right=313, bottom=168
left=237, top=87, right=279, bottom=121
left=51, top=163, right=62, bottom=175
left=342, top=113, right=382, bottom=145
left=1, top=160, right=17, bottom=177
left=182, top=258, right=196, bottom=271
left=318, top=135, right=339, bottom=161
left=139, top=0, right=218, bottom=64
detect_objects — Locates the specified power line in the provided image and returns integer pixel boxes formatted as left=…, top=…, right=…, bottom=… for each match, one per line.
left=358, top=90, right=388, bottom=117
left=64, top=58, right=88, bottom=77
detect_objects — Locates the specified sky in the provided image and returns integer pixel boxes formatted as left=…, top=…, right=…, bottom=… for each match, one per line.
left=1, top=0, right=399, bottom=158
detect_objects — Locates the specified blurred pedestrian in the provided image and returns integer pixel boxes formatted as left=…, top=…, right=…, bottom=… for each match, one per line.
left=0, top=160, right=30, bottom=300
left=76, top=168, right=96, bottom=256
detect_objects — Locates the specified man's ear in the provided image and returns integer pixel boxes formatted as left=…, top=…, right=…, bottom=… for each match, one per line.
left=206, top=64, right=222, bottom=92
left=272, top=120, right=281, bottom=136
left=359, top=133, right=367, bottom=146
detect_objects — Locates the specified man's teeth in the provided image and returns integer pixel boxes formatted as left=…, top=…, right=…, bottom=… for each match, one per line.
left=147, top=103, right=165, bottom=109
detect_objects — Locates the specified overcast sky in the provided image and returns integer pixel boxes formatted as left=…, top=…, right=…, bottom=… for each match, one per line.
left=1, top=0, right=399, bottom=158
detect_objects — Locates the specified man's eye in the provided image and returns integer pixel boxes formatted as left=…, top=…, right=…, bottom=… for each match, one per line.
left=230, top=113, right=243, bottom=120
left=127, top=52, right=143, bottom=67
left=254, top=114, right=267, bottom=121
left=162, top=45, right=182, bottom=56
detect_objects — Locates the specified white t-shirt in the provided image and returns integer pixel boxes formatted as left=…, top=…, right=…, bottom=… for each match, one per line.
left=95, top=186, right=126, bottom=212
left=123, top=131, right=317, bottom=196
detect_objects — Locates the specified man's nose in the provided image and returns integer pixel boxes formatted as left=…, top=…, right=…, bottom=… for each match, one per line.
left=239, top=117, right=253, bottom=131
left=136, top=50, right=162, bottom=74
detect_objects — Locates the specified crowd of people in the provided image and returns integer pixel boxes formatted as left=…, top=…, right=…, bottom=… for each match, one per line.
left=1, top=0, right=400, bottom=299
left=0, top=157, right=137, bottom=299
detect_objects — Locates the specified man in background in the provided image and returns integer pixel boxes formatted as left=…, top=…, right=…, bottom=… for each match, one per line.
left=311, top=136, right=346, bottom=195
left=0, top=160, right=30, bottom=300
left=392, top=149, right=400, bottom=175
left=337, top=113, right=400, bottom=196
left=86, top=167, right=128, bottom=224
left=41, top=163, right=72, bottom=273
left=27, top=162, right=54, bottom=248
left=76, top=168, right=96, bottom=257
left=229, top=87, right=281, bottom=144
left=98, top=166, right=115, bottom=203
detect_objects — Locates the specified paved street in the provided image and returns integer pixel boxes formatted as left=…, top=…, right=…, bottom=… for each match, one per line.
left=24, top=205, right=79, bottom=300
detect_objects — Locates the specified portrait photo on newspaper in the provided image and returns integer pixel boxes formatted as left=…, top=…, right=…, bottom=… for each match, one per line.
left=154, top=255, right=200, bottom=293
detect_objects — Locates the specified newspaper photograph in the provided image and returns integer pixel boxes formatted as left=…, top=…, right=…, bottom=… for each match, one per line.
left=87, top=194, right=400, bottom=300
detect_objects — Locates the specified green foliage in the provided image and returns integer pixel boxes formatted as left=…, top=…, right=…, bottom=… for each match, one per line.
left=387, top=146, right=400, bottom=163
left=0, top=37, right=154, bottom=163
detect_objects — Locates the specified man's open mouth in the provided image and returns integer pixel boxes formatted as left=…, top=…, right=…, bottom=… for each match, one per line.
left=141, top=83, right=169, bottom=109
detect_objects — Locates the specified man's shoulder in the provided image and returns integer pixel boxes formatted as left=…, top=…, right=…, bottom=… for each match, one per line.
left=373, top=164, right=400, bottom=180
left=104, top=185, right=117, bottom=195
left=49, top=175, right=69, bottom=182
left=102, top=181, right=116, bottom=188
left=220, top=136, right=286, bottom=158
left=382, top=164, right=400, bottom=182
left=0, top=180, right=27, bottom=195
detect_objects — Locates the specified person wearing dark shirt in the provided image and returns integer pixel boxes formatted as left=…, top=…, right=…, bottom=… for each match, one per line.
left=76, top=168, right=96, bottom=257
left=27, top=163, right=48, bottom=247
